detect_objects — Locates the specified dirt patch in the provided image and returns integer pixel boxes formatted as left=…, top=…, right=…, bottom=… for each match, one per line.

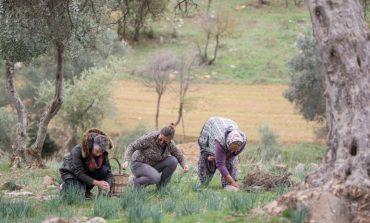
left=242, top=168, right=295, bottom=192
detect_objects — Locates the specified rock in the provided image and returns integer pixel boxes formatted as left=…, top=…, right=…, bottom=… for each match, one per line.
left=309, top=192, right=350, bottom=223
left=263, top=200, right=288, bottom=216
left=43, top=175, right=56, bottom=186
left=5, top=191, right=34, bottom=197
left=224, top=185, right=240, bottom=192
left=42, top=217, right=67, bottom=223
left=86, top=217, right=107, bottom=223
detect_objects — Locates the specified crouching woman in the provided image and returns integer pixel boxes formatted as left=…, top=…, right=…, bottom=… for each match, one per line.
left=198, top=117, right=247, bottom=191
left=59, top=128, right=113, bottom=199
left=121, top=124, right=189, bottom=189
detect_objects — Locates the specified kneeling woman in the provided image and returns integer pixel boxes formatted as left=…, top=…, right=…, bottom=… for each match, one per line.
left=59, top=129, right=113, bottom=198
left=122, top=124, right=189, bottom=189
left=198, top=117, right=247, bottom=190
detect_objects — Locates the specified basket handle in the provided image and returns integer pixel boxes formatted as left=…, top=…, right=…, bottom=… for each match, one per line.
left=109, top=157, right=123, bottom=174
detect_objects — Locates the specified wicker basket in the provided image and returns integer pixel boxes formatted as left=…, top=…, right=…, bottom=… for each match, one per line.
left=109, top=158, right=129, bottom=197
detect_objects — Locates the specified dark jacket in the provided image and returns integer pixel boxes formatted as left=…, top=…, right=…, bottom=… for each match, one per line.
left=59, top=129, right=113, bottom=186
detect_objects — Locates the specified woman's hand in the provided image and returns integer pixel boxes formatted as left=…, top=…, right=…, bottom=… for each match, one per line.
left=94, top=180, right=110, bottom=191
left=231, top=181, right=240, bottom=188
left=121, top=161, right=129, bottom=169
left=183, top=164, right=189, bottom=173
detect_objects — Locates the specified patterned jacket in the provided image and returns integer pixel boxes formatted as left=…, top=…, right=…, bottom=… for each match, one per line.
left=123, top=131, right=186, bottom=167
left=198, top=117, right=247, bottom=154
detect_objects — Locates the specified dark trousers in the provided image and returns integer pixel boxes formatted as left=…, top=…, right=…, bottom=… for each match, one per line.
left=130, top=156, right=178, bottom=188
left=61, top=165, right=110, bottom=194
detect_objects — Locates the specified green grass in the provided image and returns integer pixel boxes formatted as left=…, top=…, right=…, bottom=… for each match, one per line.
left=0, top=142, right=324, bottom=222
left=116, top=0, right=311, bottom=84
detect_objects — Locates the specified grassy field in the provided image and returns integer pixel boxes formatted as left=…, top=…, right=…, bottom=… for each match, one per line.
left=0, top=142, right=324, bottom=223
left=118, top=0, right=311, bottom=84
left=103, top=80, right=322, bottom=144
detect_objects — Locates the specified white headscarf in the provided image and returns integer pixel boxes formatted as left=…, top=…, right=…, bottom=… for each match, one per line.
left=226, top=130, right=243, bottom=147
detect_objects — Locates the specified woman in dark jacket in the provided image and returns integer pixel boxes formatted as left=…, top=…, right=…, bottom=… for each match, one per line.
left=59, top=128, right=113, bottom=198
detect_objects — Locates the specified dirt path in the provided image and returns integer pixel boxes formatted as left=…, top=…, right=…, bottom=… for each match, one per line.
left=103, top=80, right=319, bottom=144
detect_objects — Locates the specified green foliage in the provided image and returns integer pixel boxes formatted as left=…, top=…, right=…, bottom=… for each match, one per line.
left=0, top=198, right=33, bottom=220
left=27, top=123, right=57, bottom=158
left=281, top=143, right=325, bottom=167
left=257, top=125, right=281, bottom=163
left=199, top=191, right=223, bottom=211
left=282, top=205, right=310, bottom=223
left=60, top=185, right=85, bottom=205
left=0, top=107, right=16, bottom=152
left=150, top=206, right=162, bottom=223
left=60, top=68, right=114, bottom=130
left=162, top=198, right=177, bottom=213
left=113, top=0, right=170, bottom=41
left=92, top=196, right=120, bottom=219
left=112, top=123, right=149, bottom=158
left=284, top=30, right=325, bottom=122
left=120, top=187, right=147, bottom=209
left=175, top=198, right=202, bottom=217
left=228, top=193, right=257, bottom=212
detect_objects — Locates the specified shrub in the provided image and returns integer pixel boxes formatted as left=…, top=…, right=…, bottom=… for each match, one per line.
left=175, top=198, right=202, bottom=217
left=60, top=185, right=85, bottom=205
left=228, top=193, right=256, bottom=212
left=92, top=196, right=120, bottom=219
left=284, top=30, right=325, bottom=122
left=120, top=187, right=147, bottom=209
left=127, top=204, right=149, bottom=223
left=162, top=198, right=177, bottom=213
left=0, top=198, right=33, bottom=220
left=199, top=191, right=223, bottom=211
left=150, top=206, right=162, bottom=223
left=257, top=125, right=281, bottom=163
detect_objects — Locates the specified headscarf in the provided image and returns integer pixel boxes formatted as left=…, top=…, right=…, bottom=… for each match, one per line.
left=226, top=130, right=243, bottom=148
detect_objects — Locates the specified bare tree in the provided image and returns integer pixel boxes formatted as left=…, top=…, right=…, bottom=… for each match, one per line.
left=145, top=52, right=177, bottom=130
left=195, top=10, right=236, bottom=65
left=174, top=56, right=195, bottom=136
left=269, top=0, right=370, bottom=221
left=174, top=0, right=199, bottom=16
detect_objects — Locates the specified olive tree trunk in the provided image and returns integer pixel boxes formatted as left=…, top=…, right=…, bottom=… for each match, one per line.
left=27, top=42, right=65, bottom=168
left=5, top=60, right=28, bottom=170
left=267, top=1, right=370, bottom=222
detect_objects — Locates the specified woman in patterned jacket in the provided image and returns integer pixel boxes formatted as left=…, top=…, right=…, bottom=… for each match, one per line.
left=198, top=117, right=247, bottom=191
left=122, top=123, right=189, bottom=189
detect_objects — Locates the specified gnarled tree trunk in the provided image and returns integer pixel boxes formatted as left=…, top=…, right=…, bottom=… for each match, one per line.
left=267, top=1, right=370, bottom=222
left=5, top=60, right=28, bottom=170
left=27, top=42, right=65, bottom=168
